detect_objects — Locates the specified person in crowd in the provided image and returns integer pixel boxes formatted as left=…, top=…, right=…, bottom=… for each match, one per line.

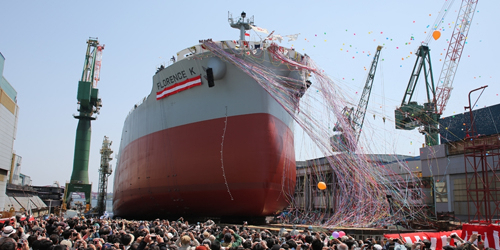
left=0, top=214, right=481, bottom=250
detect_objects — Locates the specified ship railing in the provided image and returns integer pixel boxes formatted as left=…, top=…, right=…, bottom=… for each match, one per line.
left=175, top=40, right=303, bottom=63
left=126, top=96, right=147, bottom=117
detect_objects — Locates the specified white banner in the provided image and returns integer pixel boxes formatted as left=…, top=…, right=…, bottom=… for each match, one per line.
left=250, top=25, right=269, bottom=34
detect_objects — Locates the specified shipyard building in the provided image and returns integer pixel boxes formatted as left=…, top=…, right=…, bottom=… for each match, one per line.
left=294, top=103, right=500, bottom=222
left=0, top=52, right=20, bottom=211
left=0, top=53, right=48, bottom=217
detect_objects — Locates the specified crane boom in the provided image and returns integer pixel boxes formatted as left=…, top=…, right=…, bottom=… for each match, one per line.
left=436, top=0, right=479, bottom=114
left=331, top=46, right=383, bottom=151
left=352, top=45, right=383, bottom=143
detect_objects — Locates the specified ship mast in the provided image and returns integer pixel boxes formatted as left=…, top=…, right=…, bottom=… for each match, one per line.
left=228, top=11, right=254, bottom=41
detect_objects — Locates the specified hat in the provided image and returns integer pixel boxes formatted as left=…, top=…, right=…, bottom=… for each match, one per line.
left=373, top=244, right=382, bottom=250
left=195, top=246, right=208, bottom=250
left=209, top=235, right=216, bottom=242
left=202, top=239, right=211, bottom=245
left=2, top=226, right=16, bottom=237
left=60, top=240, right=72, bottom=248
left=181, top=236, right=191, bottom=245
left=167, top=233, right=174, bottom=239
left=203, top=231, right=210, bottom=238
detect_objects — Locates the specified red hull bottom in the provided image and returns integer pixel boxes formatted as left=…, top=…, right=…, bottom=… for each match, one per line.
left=113, top=113, right=296, bottom=218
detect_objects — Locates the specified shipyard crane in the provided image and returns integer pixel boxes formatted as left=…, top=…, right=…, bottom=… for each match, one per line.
left=63, top=38, right=105, bottom=212
left=96, top=136, right=113, bottom=217
left=394, top=45, right=439, bottom=146
left=332, top=45, right=383, bottom=152
left=436, top=0, right=478, bottom=115
left=394, top=0, right=478, bottom=147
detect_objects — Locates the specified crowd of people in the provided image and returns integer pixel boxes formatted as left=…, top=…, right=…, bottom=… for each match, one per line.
left=0, top=214, right=489, bottom=250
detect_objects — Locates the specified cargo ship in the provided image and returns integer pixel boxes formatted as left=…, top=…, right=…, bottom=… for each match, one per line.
left=112, top=12, right=310, bottom=219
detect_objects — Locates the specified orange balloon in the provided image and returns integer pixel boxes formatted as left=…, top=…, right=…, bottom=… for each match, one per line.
left=318, top=182, right=327, bottom=190
left=432, top=30, right=441, bottom=40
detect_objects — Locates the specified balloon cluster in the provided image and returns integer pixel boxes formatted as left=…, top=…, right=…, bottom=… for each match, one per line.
left=331, top=231, right=346, bottom=239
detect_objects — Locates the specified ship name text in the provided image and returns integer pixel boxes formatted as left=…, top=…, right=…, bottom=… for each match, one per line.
left=157, top=67, right=197, bottom=90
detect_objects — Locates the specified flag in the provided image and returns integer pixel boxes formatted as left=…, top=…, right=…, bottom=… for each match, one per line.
left=285, top=33, right=300, bottom=42
left=271, top=34, right=283, bottom=43
left=245, top=33, right=250, bottom=37
left=250, top=25, right=269, bottom=34
left=157, top=75, right=202, bottom=100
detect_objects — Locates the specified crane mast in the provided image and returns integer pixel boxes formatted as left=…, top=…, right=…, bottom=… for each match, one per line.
left=395, top=45, right=439, bottom=146
left=436, top=0, right=478, bottom=115
left=332, top=46, right=383, bottom=151
left=63, top=38, right=104, bottom=212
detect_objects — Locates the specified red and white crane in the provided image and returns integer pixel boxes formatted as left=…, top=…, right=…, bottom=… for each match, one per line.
left=435, top=0, right=479, bottom=115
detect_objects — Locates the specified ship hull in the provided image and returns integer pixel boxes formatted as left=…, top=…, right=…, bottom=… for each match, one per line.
left=113, top=113, right=295, bottom=218
left=113, top=43, right=302, bottom=218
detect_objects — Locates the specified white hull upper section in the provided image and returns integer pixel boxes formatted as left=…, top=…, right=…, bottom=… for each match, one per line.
left=119, top=42, right=306, bottom=156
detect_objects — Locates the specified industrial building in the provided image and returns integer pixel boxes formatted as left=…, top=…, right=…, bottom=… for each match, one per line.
left=0, top=52, right=48, bottom=217
left=0, top=52, right=20, bottom=211
left=294, top=102, right=500, bottom=223
left=423, top=102, right=500, bottom=222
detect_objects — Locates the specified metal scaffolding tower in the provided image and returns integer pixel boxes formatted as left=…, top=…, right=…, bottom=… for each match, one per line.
left=97, top=136, right=113, bottom=216
left=464, top=86, right=500, bottom=223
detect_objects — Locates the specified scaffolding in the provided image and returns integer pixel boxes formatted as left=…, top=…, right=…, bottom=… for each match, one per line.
left=97, top=136, right=113, bottom=216
left=464, top=86, right=500, bottom=223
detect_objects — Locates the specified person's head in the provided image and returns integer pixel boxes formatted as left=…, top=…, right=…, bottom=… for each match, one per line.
left=53, top=245, right=68, bottom=250
left=62, top=230, right=71, bottom=240
left=211, top=241, right=221, bottom=250
left=252, top=243, right=263, bottom=250
left=224, top=233, right=232, bottom=243
left=28, top=235, right=38, bottom=247
left=0, top=239, right=16, bottom=250
left=305, top=236, right=313, bottom=244
left=311, top=239, right=323, bottom=250
left=181, top=236, right=191, bottom=246
left=422, top=239, right=431, bottom=250
left=344, top=239, right=355, bottom=250
left=39, top=239, right=54, bottom=250
left=337, top=244, right=348, bottom=250
left=286, top=240, right=297, bottom=250
left=49, top=234, right=60, bottom=244
left=242, top=240, right=251, bottom=249
left=121, top=234, right=133, bottom=246
left=1, top=226, right=16, bottom=238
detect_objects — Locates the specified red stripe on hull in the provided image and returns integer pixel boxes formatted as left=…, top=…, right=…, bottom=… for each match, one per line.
left=113, top=113, right=296, bottom=218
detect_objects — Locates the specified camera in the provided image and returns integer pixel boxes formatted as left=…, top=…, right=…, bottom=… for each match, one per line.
left=478, top=235, right=481, bottom=241
left=151, top=234, right=157, bottom=240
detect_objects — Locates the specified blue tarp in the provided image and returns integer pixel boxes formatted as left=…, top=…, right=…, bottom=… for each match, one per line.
left=439, top=103, right=500, bottom=143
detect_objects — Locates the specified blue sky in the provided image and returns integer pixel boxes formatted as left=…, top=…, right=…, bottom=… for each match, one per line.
left=0, top=0, right=498, bottom=191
